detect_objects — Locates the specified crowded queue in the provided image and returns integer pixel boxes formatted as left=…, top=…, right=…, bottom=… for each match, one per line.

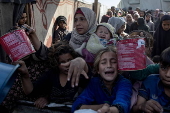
left=1, top=6, right=170, bottom=113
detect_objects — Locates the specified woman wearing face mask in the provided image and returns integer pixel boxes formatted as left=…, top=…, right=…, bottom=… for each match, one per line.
left=64, top=7, right=97, bottom=50
left=152, top=15, right=170, bottom=57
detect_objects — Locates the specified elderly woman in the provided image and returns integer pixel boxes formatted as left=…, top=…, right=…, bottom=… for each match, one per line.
left=108, top=17, right=128, bottom=39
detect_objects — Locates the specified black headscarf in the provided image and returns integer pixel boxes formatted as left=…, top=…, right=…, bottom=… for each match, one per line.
left=152, top=15, right=170, bottom=57
left=137, top=17, right=149, bottom=32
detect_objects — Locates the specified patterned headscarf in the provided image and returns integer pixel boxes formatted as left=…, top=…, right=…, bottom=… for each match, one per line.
left=69, top=7, right=97, bottom=49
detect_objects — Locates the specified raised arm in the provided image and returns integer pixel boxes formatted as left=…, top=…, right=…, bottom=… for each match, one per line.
left=14, top=60, right=33, bottom=95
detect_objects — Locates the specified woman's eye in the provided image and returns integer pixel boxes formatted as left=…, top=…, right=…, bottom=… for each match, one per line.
left=80, top=17, right=86, bottom=21
left=81, top=18, right=85, bottom=21
left=74, top=19, right=78, bottom=22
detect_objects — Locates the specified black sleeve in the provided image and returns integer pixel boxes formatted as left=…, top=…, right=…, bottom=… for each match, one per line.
left=78, top=65, right=94, bottom=89
left=63, top=33, right=72, bottom=41
left=31, top=42, right=49, bottom=61
left=28, top=70, right=54, bottom=97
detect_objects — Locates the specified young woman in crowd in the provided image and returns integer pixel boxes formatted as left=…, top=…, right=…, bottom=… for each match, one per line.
left=130, top=13, right=140, bottom=32
left=152, top=15, right=170, bottom=57
left=72, top=46, right=132, bottom=113
left=125, top=14, right=134, bottom=34
left=64, top=7, right=97, bottom=50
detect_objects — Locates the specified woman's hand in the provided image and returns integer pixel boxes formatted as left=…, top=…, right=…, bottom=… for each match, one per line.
left=61, top=57, right=89, bottom=87
left=34, top=97, right=49, bottom=109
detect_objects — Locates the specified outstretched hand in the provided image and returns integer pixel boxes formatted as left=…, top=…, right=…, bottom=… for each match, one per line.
left=61, top=57, right=89, bottom=87
left=140, top=99, right=163, bottom=113
left=34, top=97, right=49, bottom=109
left=97, top=103, right=110, bottom=113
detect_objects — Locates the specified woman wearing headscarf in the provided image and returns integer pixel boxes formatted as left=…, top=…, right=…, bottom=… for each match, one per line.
left=137, top=17, right=150, bottom=32
left=154, top=12, right=166, bottom=31
left=125, top=14, right=134, bottom=34
left=108, top=17, right=128, bottom=39
left=152, top=15, right=170, bottom=57
left=145, top=13, right=154, bottom=35
left=64, top=7, right=97, bottom=50
left=130, top=17, right=149, bottom=33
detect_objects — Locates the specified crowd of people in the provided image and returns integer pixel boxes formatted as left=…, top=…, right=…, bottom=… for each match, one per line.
left=1, top=5, right=170, bottom=113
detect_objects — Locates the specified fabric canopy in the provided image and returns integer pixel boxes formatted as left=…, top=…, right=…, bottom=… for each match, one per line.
left=0, top=0, right=36, bottom=4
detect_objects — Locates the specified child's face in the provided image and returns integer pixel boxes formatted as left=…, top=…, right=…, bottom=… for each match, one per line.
left=159, top=64, right=170, bottom=87
left=58, top=53, right=74, bottom=75
left=96, top=26, right=111, bottom=40
left=18, top=13, right=27, bottom=25
left=98, top=51, right=118, bottom=82
left=140, top=32, right=144, bottom=37
left=162, top=20, right=170, bottom=31
left=58, top=20, right=66, bottom=29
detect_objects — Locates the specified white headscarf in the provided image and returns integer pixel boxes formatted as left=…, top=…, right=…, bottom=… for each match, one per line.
left=69, top=7, right=97, bottom=49
left=108, top=17, right=126, bottom=33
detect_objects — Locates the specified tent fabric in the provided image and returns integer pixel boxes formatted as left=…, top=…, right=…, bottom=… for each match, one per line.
left=0, top=0, right=36, bottom=4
